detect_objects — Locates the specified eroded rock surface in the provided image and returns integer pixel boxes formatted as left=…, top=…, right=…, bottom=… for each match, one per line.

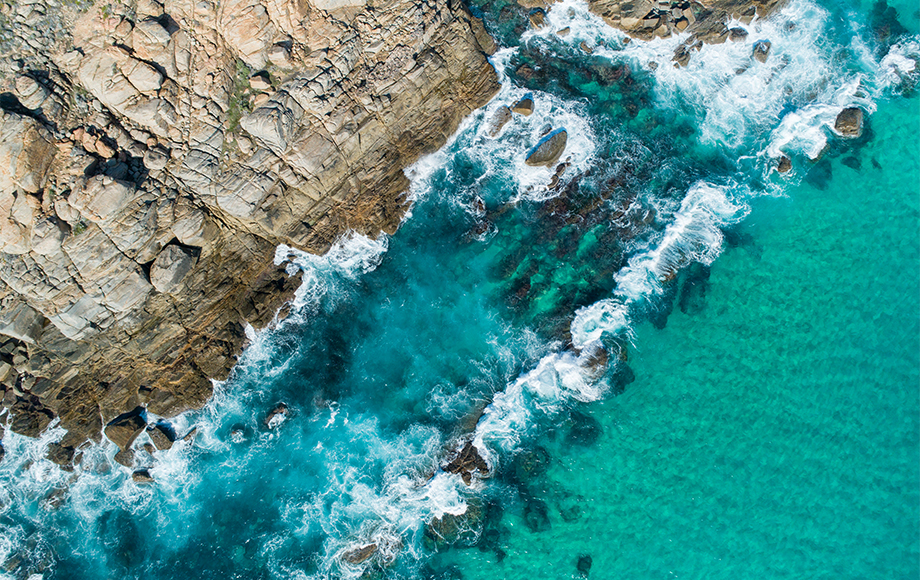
left=587, top=0, right=786, bottom=65
left=0, top=0, right=499, bottom=450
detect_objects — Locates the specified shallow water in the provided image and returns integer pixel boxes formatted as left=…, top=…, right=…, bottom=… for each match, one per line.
left=0, top=0, right=917, bottom=579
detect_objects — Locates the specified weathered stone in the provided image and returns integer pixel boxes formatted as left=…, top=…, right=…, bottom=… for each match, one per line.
left=341, top=544, right=377, bottom=564
left=113, top=448, right=136, bottom=467
left=150, top=244, right=198, bottom=294
left=834, top=107, right=863, bottom=138
left=104, top=406, right=147, bottom=450
left=777, top=155, right=792, bottom=173
left=525, top=129, right=568, bottom=167
left=0, top=0, right=502, bottom=449
left=443, top=440, right=489, bottom=485
left=132, top=469, right=154, bottom=483
left=0, top=113, right=56, bottom=194
left=146, top=421, right=176, bottom=450
left=511, top=95, right=534, bottom=116
left=753, top=39, right=771, bottom=63
left=487, top=106, right=513, bottom=137
left=249, top=73, right=272, bottom=91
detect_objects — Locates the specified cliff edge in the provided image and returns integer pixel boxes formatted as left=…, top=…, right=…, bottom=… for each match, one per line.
left=0, top=0, right=499, bottom=462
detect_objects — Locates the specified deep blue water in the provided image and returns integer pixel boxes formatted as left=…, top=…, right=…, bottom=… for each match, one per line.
left=0, top=1, right=917, bottom=579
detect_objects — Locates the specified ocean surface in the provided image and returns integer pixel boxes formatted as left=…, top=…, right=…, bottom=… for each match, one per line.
left=0, top=1, right=917, bottom=579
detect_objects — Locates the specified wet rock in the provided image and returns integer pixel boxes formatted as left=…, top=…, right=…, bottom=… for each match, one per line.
left=341, top=543, right=377, bottom=565
left=146, top=421, right=176, bottom=450
left=0, top=442, right=4, bottom=463
left=264, top=402, right=288, bottom=429
left=834, top=107, right=863, bottom=138
left=487, top=106, right=513, bottom=137
left=182, top=427, right=198, bottom=443
left=577, top=554, right=593, bottom=576
left=113, top=448, right=135, bottom=468
left=511, top=95, right=534, bottom=116
left=424, top=499, right=483, bottom=551
left=525, top=129, right=568, bottom=167
left=132, top=469, right=154, bottom=483
left=444, top=440, right=489, bottom=485
left=753, top=40, right=771, bottom=63
left=777, top=155, right=792, bottom=173
left=728, top=27, right=749, bottom=41
left=529, top=9, right=545, bottom=28
left=46, top=441, right=78, bottom=468
left=104, top=406, right=147, bottom=451
left=150, top=244, right=198, bottom=294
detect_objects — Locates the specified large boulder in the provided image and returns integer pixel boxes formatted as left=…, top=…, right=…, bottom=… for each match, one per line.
left=443, top=440, right=489, bottom=485
left=834, top=107, right=863, bottom=138
left=150, top=244, right=198, bottom=294
left=104, top=406, right=147, bottom=450
left=0, top=113, right=56, bottom=194
left=525, top=129, right=568, bottom=167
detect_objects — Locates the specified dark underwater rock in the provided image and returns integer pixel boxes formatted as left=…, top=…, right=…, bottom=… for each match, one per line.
left=679, top=262, right=711, bottom=316
left=567, top=411, right=602, bottom=446
left=834, top=107, right=863, bottom=138
left=104, top=406, right=147, bottom=451
left=577, top=554, right=593, bottom=576
left=523, top=495, right=551, bottom=532
left=525, top=129, right=568, bottom=167
left=512, top=446, right=551, bottom=480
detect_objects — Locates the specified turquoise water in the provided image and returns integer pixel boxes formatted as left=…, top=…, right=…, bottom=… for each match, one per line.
left=0, top=1, right=917, bottom=579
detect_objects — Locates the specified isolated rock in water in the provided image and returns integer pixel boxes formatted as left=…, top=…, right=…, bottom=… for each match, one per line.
left=104, top=407, right=147, bottom=450
left=487, top=106, right=513, bottom=137
left=150, top=244, right=198, bottom=294
left=341, top=543, right=377, bottom=565
left=834, top=107, right=863, bottom=138
left=443, top=440, right=489, bottom=485
left=0, top=443, right=5, bottom=463
left=265, top=403, right=289, bottom=429
left=753, top=40, right=771, bottom=63
left=777, top=156, right=792, bottom=173
left=132, top=469, right=154, bottom=483
left=511, top=95, right=534, bottom=116
left=525, top=129, right=568, bottom=167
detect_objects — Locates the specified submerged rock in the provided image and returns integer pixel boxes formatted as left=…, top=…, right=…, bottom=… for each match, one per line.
left=834, top=107, right=864, bottom=138
left=525, top=129, right=568, bottom=167
left=577, top=554, right=593, bottom=576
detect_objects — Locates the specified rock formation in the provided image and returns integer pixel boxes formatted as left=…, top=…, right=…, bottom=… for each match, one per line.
left=583, top=0, right=786, bottom=65
left=0, top=0, right=499, bottom=458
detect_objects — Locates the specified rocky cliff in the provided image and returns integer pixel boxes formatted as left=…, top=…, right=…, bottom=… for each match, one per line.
left=0, top=0, right=499, bottom=462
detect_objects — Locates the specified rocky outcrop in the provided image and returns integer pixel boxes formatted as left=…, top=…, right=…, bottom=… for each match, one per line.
left=0, top=0, right=499, bottom=456
left=525, top=128, right=567, bottom=167
left=585, top=0, right=786, bottom=65
left=834, top=107, right=863, bottom=138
